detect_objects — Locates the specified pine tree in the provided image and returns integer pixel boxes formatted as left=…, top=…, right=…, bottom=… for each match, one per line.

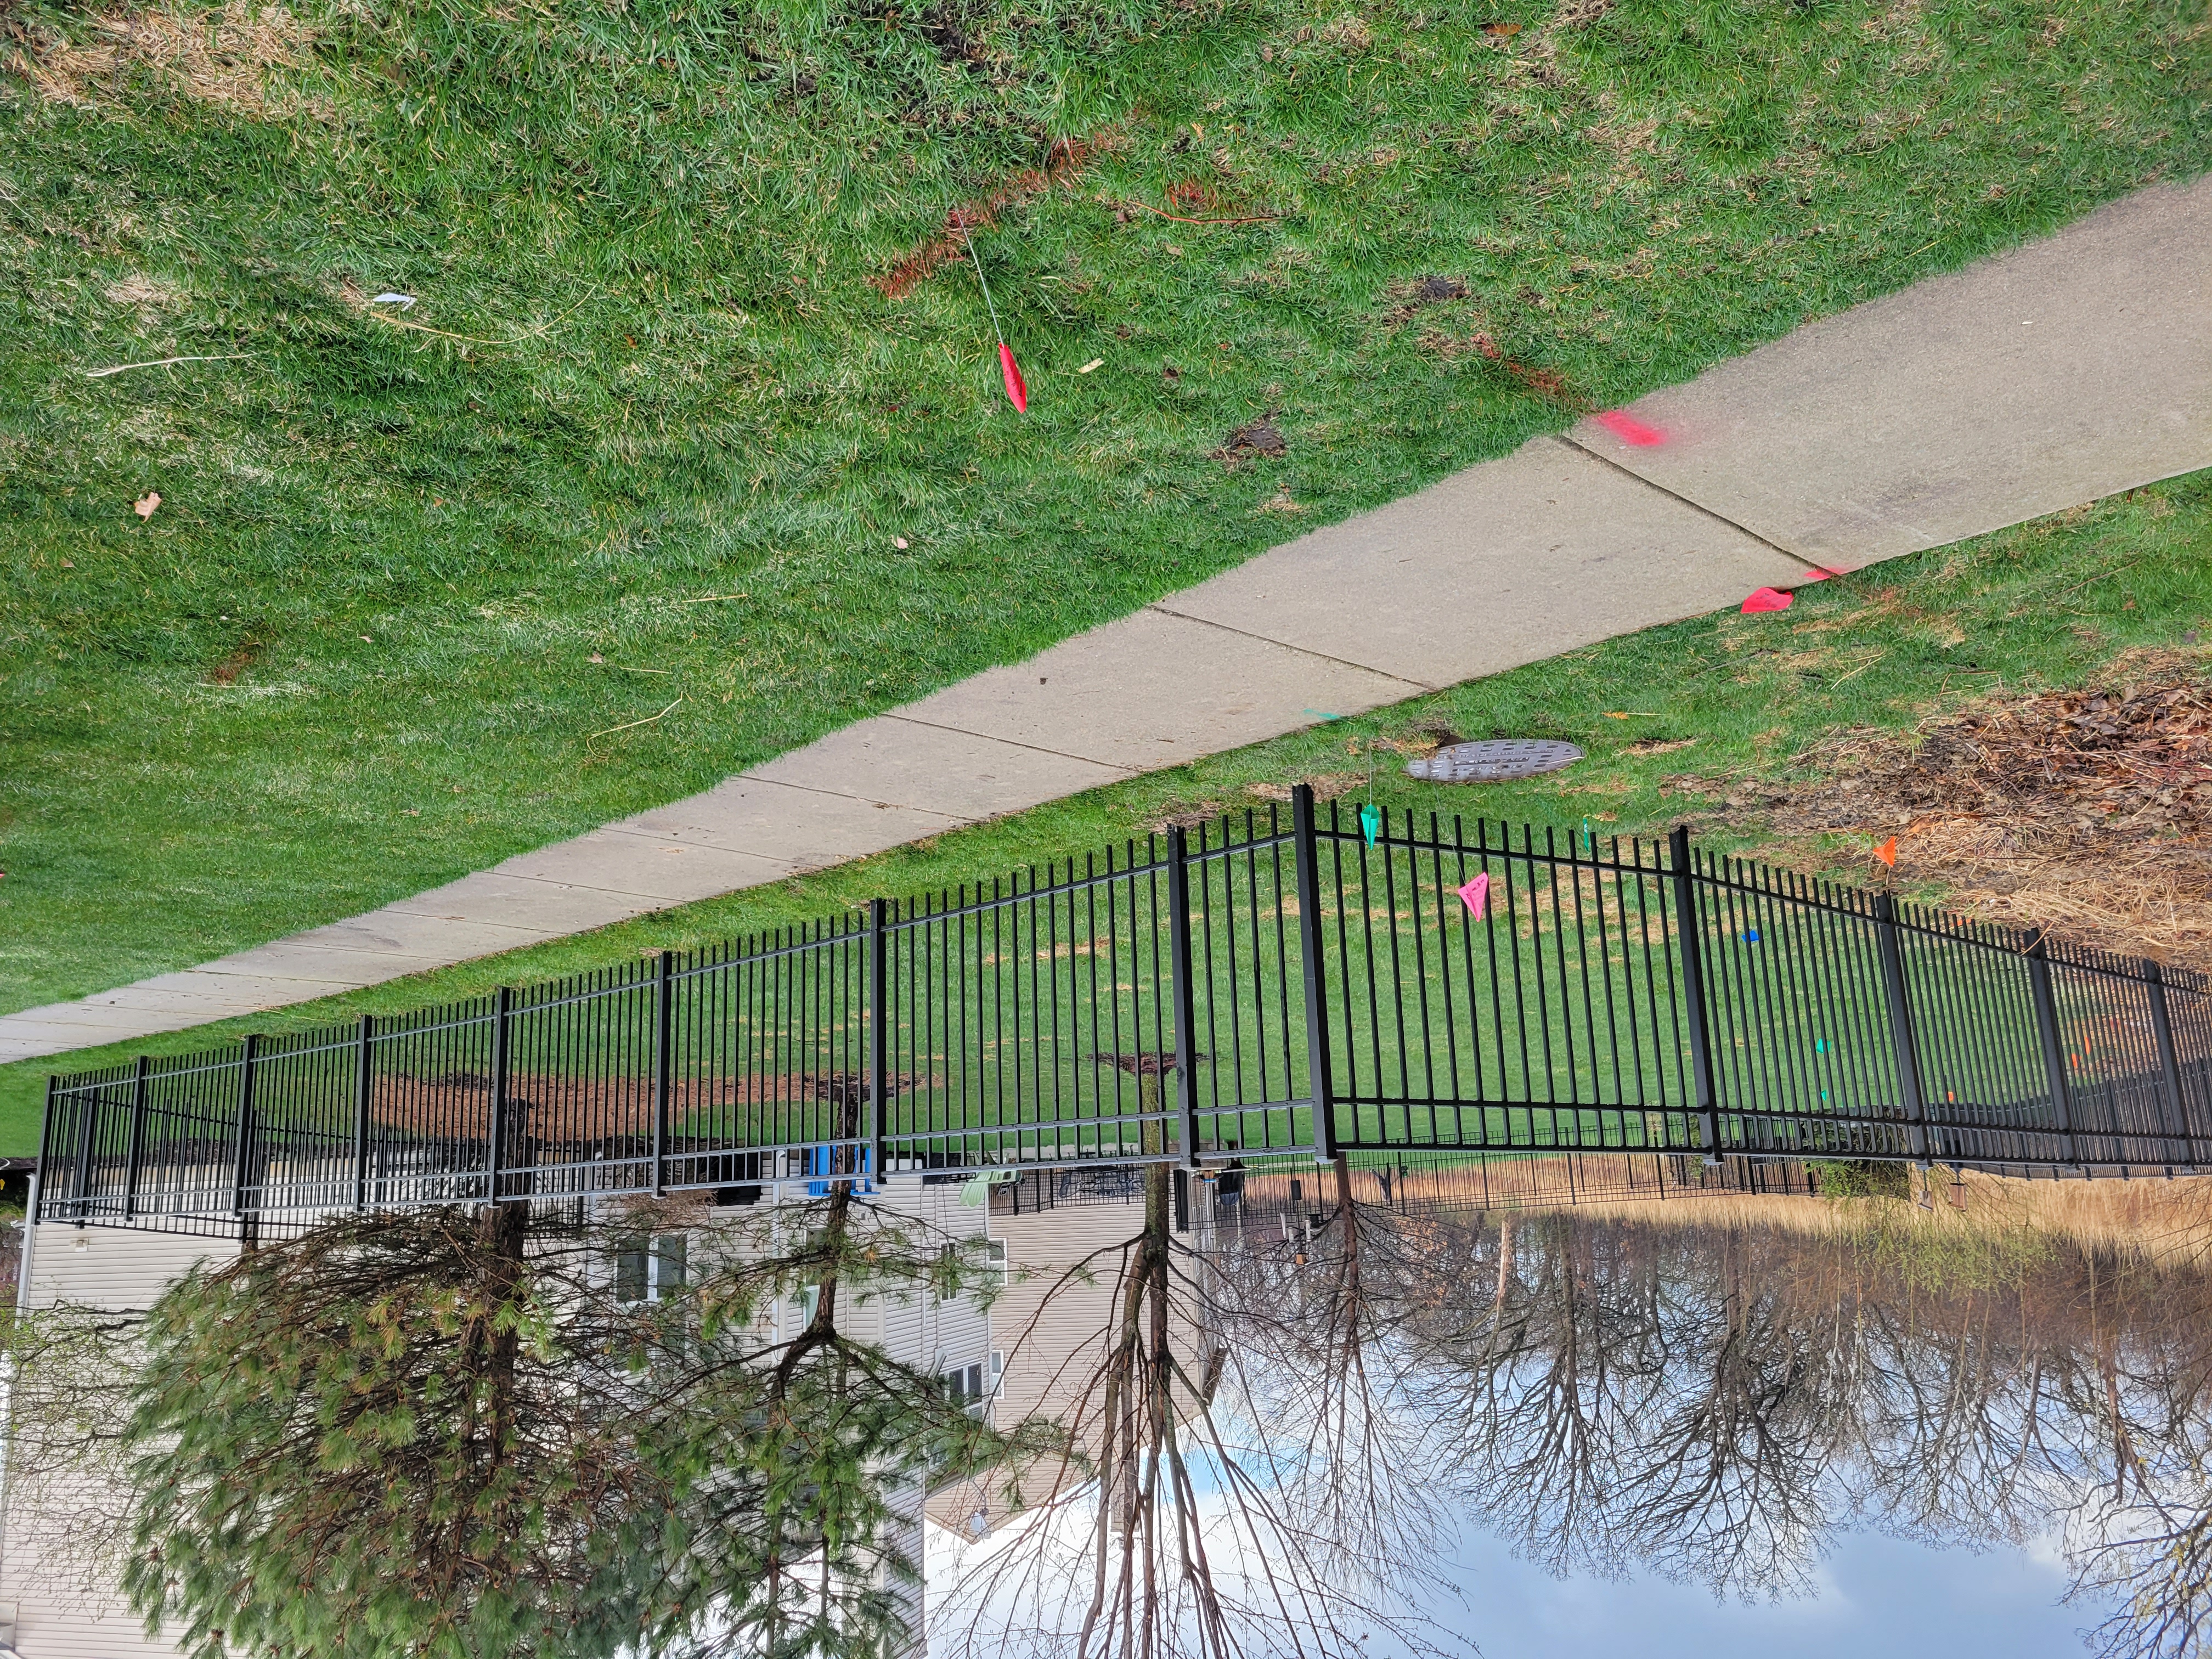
left=97, top=1183, right=1046, bottom=1659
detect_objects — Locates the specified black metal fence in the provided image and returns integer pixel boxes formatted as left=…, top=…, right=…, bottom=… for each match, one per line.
left=38, top=787, right=2212, bottom=1234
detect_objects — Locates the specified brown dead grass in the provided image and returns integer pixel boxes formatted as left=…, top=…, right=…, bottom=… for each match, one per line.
left=1243, top=771, right=1363, bottom=804
left=1573, top=1167, right=2212, bottom=1269
left=104, top=273, right=186, bottom=309
left=9, top=3, right=324, bottom=118
left=1678, top=649, right=2212, bottom=973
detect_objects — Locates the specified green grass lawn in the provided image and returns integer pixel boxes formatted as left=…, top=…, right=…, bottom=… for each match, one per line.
left=5, top=0, right=2207, bottom=1019
left=7, top=469, right=2206, bottom=1152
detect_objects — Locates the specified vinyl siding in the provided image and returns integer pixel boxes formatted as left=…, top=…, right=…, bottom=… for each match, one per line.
left=3, top=1224, right=232, bottom=1659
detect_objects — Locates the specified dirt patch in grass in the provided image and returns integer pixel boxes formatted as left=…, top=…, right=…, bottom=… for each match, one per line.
left=873, top=132, right=1116, bottom=299
left=9, top=3, right=323, bottom=118
left=206, top=638, right=263, bottom=684
left=1214, top=415, right=1286, bottom=464
left=1383, top=274, right=1470, bottom=321
left=1412, top=313, right=1584, bottom=405
left=1680, top=650, right=2212, bottom=970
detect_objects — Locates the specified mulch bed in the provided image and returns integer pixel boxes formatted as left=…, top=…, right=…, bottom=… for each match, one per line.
left=1673, top=650, right=2212, bottom=972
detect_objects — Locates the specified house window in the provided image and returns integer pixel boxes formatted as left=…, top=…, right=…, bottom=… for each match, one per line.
left=615, top=1232, right=689, bottom=1304
left=943, top=1362, right=987, bottom=1408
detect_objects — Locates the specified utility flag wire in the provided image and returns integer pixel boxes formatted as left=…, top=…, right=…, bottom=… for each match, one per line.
left=955, top=213, right=1027, bottom=414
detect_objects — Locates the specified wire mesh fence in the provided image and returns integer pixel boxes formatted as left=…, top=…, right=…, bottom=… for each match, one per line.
left=39, top=787, right=2212, bottom=1234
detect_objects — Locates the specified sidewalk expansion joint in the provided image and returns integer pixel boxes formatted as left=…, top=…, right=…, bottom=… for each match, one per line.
left=1551, top=433, right=1838, bottom=579
left=1140, top=605, right=1440, bottom=692
left=701, top=769, right=978, bottom=823
left=878, top=714, right=1147, bottom=775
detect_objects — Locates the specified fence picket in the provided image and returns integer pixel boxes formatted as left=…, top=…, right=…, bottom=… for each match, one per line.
left=2025, top=929, right=2080, bottom=1168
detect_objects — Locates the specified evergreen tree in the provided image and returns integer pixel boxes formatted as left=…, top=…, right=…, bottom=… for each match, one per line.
left=103, top=1185, right=1045, bottom=1659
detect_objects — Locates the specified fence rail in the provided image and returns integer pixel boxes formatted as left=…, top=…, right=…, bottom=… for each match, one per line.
left=38, top=787, right=2212, bottom=1234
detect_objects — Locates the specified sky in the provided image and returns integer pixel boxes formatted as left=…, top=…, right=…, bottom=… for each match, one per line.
left=1426, top=1522, right=2100, bottom=1659
left=928, top=1493, right=2109, bottom=1659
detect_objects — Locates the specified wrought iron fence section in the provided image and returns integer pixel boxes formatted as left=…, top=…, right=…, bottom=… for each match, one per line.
left=37, top=786, right=2212, bottom=1233
left=1316, top=806, right=1698, bottom=1158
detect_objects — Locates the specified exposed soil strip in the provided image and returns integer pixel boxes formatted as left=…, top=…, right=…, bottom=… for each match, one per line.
left=875, top=133, right=1117, bottom=299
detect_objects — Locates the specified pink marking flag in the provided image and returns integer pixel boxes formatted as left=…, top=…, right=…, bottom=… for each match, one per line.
left=1593, top=409, right=1664, bottom=447
left=1740, top=586, right=1793, bottom=614
left=999, top=342, right=1028, bottom=413
left=1457, top=872, right=1490, bottom=921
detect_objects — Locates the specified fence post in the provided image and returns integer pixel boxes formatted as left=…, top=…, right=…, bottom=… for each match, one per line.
left=652, top=952, right=674, bottom=1196
left=1668, top=827, right=1723, bottom=1162
left=2023, top=929, right=2080, bottom=1167
left=71, top=1069, right=100, bottom=1214
left=1872, top=894, right=1932, bottom=1163
left=37, top=1074, right=60, bottom=1223
left=486, top=987, right=514, bottom=1203
left=1291, top=786, right=1338, bottom=1160
left=353, top=1015, right=374, bottom=1212
left=2143, top=960, right=2190, bottom=1170
left=122, top=1056, right=150, bottom=1223
left=231, top=1035, right=261, bottom=1222
left=868, top=900, right=890, bottom=1180
left=1165, top=827, right=1203, bottom=1166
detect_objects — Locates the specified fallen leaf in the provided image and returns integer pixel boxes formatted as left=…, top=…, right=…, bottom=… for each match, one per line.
left=1482, top=20, right=1522, bottom=35
left=133, top=492, right=161, bottom=519
left=1077, top=359, right=1104, bottom=374
left=590, top=652, right=605, bottom=663
left=894, top=537, right=910, bottom=550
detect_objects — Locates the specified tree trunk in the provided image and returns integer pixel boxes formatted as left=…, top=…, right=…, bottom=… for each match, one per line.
left=478, top=1200, right=529, bottom=1461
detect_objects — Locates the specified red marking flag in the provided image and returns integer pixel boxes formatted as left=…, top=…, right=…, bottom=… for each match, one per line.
left=1000, top=343, right=1028, bottom=413
left=1741, top=587, right=1793, bottom=614
left=1457, top=873, right=1491, bottom=920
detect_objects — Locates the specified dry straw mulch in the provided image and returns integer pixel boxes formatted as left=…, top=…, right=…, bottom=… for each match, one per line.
left=1676, top=649, right=2212, bottom=973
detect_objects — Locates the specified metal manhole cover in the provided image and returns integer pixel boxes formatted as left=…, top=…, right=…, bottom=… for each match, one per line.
left=1406, top=739, right=1584, bottom=783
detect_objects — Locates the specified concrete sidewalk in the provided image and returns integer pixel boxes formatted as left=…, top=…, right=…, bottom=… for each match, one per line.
left=8, top=174, right=2209, bottom=1066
